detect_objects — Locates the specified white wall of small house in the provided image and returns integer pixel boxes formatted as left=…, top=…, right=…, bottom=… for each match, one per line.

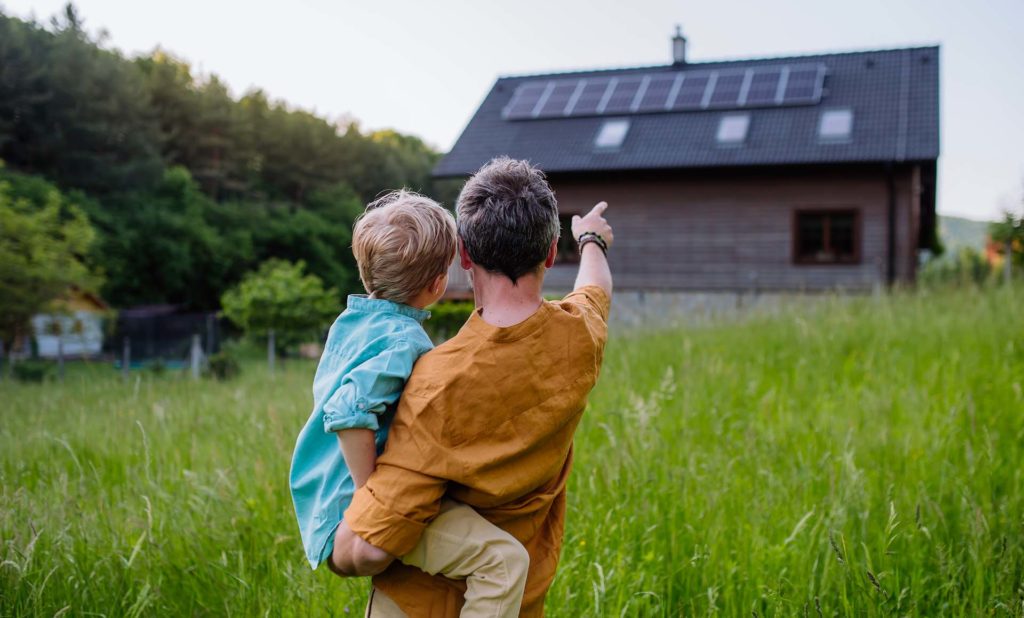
left=31, top=311, right=105, bottom=358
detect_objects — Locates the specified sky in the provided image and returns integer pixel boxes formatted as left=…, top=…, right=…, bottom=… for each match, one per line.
left=5, top=0, right=1024, bottom=220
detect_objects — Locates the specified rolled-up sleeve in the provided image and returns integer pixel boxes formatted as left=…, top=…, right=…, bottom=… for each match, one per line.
left=322, top=339, right=419, bottom=433
left=343, top=407, right=447, bottom=556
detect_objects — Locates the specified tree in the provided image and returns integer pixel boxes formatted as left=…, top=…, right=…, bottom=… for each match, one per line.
left=989, top=210, right=1023, bottom=272
left=0, top=5, right=448, bottom=310
left=94, top=166, right=253, bottom=309
left=220, top=259, right=339, bottom=352
left=0, top=170, right=99, bottom=352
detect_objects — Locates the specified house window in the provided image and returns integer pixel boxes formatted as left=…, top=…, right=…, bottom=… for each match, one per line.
left=794, top=210, right=860, bottom=264
left=556, top=214, right=580, bottom=264
left=594, top=119, right=630, bottom=149
left=819, top=108, right=853, bottom=141
left=716, top=113, right=750, bottom=145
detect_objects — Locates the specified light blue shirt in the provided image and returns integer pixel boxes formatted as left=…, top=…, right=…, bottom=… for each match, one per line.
left=288, top=295, right=434, bottom=569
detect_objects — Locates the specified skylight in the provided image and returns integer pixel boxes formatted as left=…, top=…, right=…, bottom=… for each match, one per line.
left=819, top=108, right=853, bottom=141
left=594, top=119, right=630, bottom=149
left=716, top=114, right=750, bottom=144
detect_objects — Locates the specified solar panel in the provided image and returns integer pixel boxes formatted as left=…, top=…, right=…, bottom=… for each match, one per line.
left=782, top=65, right=824, bottom=104
left=636, top=74, right=677, bottom=112
left=505, top=63, right=826, bottom=119
left=601, top=76, right=644, bottom=114
left=708, top=71, right=745, bottom=108
left=504, top=82, right=547, bottom=119
left=536, top=80, right=580, bottom=117
left=742, top=69, right=781, bottom=106
left=570, top=78, right=612, bottom=115
left=672, top=73, right=710, bottom=110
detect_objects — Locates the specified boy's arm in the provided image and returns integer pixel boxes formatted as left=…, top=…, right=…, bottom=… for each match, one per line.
left=571, top=201, right=614, bottom=296
left=337, top=429, right=376, bottom=488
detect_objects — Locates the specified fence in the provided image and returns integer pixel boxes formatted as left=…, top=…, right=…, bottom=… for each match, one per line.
left=108, top=305, right=221, bottom=370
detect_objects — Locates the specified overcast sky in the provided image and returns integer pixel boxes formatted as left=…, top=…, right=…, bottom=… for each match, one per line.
left=5, top=0, right=1023, bottom=220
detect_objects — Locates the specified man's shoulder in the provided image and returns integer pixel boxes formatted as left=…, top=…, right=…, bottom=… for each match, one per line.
left=556, top=285, right=612, bottom=324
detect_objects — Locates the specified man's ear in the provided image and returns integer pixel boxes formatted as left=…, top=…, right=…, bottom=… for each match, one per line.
left=544, top=239, right=558, bottom=269
left=459, top=239, right=473, bottom=270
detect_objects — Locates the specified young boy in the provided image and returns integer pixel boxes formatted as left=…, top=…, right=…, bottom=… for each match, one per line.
left=289, top=191, right=528, bottom=617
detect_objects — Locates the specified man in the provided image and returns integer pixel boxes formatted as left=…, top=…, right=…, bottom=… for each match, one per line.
left=334, top=157, right=614, bottom=617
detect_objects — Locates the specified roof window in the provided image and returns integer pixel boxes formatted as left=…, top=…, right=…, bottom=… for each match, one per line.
left=716, top=114, right=749, bottom=145
left=594, top=119, right=630, bottom=149
left=819, top=108, right=853, bottom=141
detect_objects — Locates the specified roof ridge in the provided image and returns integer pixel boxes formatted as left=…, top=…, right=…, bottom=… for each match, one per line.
left=497, top=44, right=941, bottom=81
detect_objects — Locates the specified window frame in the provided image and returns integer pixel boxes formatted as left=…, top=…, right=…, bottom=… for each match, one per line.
left=792, top=208, right=862, bottom=265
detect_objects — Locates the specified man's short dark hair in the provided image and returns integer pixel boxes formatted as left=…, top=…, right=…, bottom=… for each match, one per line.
left=456, top=157, right=559, bottom=283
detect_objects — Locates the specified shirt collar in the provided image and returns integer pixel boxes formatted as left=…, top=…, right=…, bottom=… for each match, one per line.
left=346, top=294, right=431, bottom=323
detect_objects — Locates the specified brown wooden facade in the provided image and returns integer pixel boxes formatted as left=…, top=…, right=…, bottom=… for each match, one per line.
left=446, top=163, right=932, bottom=296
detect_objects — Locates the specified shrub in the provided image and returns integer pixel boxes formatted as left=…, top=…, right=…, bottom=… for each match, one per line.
left=148, top=359, right=167, bottom=376
left=919, top=247, right=995, bottom=287
left=12, top=359, right=53, bottom=382
left=206, top=351, right=240, bottom=381
left=220, top=259, right=339, bottom=352
left=424, top=300, right=475, bottom=340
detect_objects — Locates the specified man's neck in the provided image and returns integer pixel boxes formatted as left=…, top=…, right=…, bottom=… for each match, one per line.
left=471, top=266, right=545, bottom=327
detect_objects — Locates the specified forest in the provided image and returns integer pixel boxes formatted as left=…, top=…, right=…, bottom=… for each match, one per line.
left=0, top=5, right=457, bottom=316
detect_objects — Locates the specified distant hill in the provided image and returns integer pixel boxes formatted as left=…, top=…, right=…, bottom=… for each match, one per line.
left=939, top=215, right=991, bottom=254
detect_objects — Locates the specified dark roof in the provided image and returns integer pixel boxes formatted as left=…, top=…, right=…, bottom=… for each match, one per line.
left=434, top=46, right=939, bottom=177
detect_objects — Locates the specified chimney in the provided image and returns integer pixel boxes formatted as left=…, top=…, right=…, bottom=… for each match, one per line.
left=672, top=25, right=687, bottom=65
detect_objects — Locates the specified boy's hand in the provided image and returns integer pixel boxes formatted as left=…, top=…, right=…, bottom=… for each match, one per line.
left=571, top=201, right=613, bottom=249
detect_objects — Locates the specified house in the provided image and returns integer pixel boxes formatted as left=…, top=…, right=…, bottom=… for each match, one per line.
left=30, top=287, right=109, bottom=359
left=434, top=30, right=939, bottom=309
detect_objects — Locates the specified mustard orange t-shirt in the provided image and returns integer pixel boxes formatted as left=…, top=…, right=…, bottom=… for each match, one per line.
left=345, top=285, right=611, bottom=617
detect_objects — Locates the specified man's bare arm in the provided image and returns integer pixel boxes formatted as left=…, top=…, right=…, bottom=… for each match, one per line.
left=330, top=520, right=395, bottom=577
left=572, top=201, right=614, bottom=295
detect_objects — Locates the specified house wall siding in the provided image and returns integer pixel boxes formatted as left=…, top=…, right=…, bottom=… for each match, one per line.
left=443, top=166, right=920, bottom=296
left=541, top=167, right=918, bottom=293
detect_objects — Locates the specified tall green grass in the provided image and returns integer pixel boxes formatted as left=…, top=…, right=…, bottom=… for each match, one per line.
left=2, top=286, right=1022, bottom=616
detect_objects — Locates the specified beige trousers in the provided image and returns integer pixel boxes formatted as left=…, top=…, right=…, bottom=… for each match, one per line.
left=365, top=501, right=529, bottom=618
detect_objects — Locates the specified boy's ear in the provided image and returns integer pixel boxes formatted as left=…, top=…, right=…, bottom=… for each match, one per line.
left=544, top=239, right=558, bottom=268
left=431, top=272, right=446, bottom=295
left=458, top=239, right=473, bottom=270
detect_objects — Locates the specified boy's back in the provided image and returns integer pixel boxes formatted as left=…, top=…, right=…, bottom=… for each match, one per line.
left=290, top=297, right=433, bottom=568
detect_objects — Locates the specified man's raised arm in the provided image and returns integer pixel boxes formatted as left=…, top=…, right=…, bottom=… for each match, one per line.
left=571, top=201, right=614, bottom=296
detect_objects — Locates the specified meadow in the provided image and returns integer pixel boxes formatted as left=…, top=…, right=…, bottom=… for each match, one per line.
left=1, top=286, right=1022, bottom=617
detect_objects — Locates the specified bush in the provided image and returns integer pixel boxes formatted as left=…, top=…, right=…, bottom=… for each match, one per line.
left=147, top=359, right=167, bottom=376
left=919, top=247, right=996, bottom=287
left=206, top=351, right=240, bottom=381
left=424, top=301, right=475, bottom=340
left=12, top=359, right=53, bottom=382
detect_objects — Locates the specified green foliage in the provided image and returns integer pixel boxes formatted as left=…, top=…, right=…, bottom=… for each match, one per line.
left=1, top=286, right=1022, bottom=615
left=919, top=247, right=996, bottom=287
left=10, top=358, right=53, bottom=382
left=989, top=210, right=1024, bottom=270
left=424, top=300, right=475, bottom=340
left=205, top=350, right=240, bottom=381
left=220, top=259, right=339, bottom=349
left=0, top=172, right=100, bottom=347
left=0, top=7, right=163, bottom=195
left=0, top=6, right=448, bottom=309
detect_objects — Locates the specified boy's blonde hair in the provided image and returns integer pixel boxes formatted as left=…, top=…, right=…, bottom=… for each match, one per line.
left=352, top=190, right=457, bottom=305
